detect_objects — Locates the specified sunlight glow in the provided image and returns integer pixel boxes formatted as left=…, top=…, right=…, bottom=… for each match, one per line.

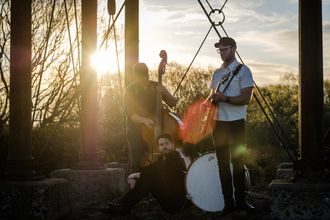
left=91, top=50, right=119, bottom=75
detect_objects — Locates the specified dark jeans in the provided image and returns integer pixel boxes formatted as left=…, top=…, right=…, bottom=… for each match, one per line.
left=120, top=168, right=190, bottom=213
left=212, top=119, right=247, bottom=206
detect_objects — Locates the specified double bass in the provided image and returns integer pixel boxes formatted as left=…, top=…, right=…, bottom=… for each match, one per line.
left=142, top=50, right=182, bottom=163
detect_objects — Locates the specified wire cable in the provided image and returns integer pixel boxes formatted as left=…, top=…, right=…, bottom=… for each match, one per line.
left=173, top=25, right=212, bottom=96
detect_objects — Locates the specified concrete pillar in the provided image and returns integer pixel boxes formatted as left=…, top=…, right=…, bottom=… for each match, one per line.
left=77, top=0, right=99, bottom=169
left=125, top=0, right=139, bottom=86
left=298, top=0, right=324, bottom=170
left=3, top=0, right=38, bottom=180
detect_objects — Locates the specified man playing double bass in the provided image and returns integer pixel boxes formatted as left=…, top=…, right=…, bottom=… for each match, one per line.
left=124, top=62, right=177, bottom=173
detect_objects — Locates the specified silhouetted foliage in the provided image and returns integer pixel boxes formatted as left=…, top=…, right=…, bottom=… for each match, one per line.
left=98, top=74, right=127, bottom=163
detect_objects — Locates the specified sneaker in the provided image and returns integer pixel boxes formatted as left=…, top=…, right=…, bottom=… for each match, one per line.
left=100, top=202, right=131, bottom=215
left=236, top=202, right=255, bottom=213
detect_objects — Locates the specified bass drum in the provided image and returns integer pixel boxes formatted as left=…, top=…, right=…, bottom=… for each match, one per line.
left=185, top=152, right=250, bottom=212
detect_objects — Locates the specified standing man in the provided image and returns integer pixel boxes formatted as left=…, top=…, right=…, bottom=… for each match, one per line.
left=101, top=133, right=193, bottom=214
left=124, top=63, right=177, bottom=173
left=205, top=37, right=255, bottom=215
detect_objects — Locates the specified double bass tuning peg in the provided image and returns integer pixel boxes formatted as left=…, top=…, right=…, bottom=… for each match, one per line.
left=159, top=50, right=167, bottom=59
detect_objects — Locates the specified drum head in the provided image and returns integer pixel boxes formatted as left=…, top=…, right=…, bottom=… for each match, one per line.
left=185, top=153, right=223, bottom=212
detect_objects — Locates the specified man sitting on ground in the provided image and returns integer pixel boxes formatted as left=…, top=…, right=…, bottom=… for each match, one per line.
left=102, top=133, right=193, bottom=214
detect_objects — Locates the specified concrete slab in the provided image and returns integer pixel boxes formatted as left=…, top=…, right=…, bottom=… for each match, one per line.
left=0, top=178, right=70, bottom=220
left=267, top=168, right=330, bottom=219
left=50, top=168, right=127, bottom=215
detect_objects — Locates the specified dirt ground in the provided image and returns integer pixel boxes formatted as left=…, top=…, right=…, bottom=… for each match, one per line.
left=63, top=191, right=274, bottom=220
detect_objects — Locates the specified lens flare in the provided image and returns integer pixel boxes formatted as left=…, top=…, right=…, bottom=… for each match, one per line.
left=233, top=145, right=247, bottom=157
left=180, top=99, right=216, bottom=144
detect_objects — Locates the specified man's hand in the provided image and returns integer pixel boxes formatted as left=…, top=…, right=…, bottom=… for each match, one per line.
left=142, top=118, right=154, bottom=128
left=127, top=178, right=137, bottom=189
left=211, top=92, right=226, bottom=104
left=131, top=113, right=154, bottom=128
left=127, top=172, right=141, bottom=189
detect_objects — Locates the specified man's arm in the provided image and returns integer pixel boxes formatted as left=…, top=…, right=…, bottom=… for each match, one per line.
left=157, top=84, right=178, bottom=107
left=123, top=86, right=154, bottom=128
left=211, top=87, right=253, bottom=105
left=131, top=113, right=154, bottom=128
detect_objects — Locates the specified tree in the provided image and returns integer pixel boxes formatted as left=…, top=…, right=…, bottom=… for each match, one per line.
left=0, top=0, right=10, bottom=130
left=0, top=0, right=123, bottom=174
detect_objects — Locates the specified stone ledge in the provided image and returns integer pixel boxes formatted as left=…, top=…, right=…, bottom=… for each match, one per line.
left=275, top=162, right=295, bottom=179
left=267, top=178, right=330, bottom=219
left=0, top=178, right=70, bottom=220
left=50, top=168, right=127, bottom=214
left=268, top=179, right=330, bottom=192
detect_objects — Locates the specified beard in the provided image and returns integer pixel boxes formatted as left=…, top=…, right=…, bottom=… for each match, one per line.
left=160, top=148, right=171, bottom=155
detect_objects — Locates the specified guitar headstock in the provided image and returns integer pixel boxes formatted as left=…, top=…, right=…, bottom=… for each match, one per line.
left=158, top=50, right=168, bottom=77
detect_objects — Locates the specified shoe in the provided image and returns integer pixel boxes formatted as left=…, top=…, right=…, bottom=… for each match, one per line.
left=221, top=205, right=236, bottom=216
left=100, top=202, right=131, bottom=215
left=236, top=202, right=255, bottom=213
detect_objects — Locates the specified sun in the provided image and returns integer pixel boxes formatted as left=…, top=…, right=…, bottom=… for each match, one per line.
left=90, top=50, right=122, bottom=76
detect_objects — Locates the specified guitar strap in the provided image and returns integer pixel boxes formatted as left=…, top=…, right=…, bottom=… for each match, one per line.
left=219, top=63, right=243, bottom=94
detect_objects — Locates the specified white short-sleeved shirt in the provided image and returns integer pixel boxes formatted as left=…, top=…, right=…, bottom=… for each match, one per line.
left=210, top=58, right=254, bottom=121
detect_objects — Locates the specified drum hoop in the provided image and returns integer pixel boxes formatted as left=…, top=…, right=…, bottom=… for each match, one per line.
left=186, top=152, right=215, bottom=173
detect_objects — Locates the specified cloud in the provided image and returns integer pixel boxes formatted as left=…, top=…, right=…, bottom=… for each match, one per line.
left=246, top=59, right=298, bottom=85
left=237, top=28, right=298, bottom=57
left=139, top=0, right=330, bottom=84
left=141, top=0, right=198, bottom=12
left=210, top=1, right=293, bottom=28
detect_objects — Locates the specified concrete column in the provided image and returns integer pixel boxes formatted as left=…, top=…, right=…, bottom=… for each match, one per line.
left=125, top=0, right=139, bottom=86
left=298, top=0, right=324, bottom=170
left=77, top=0, right=99, bottom=169
left=3, top=0, right=38, bottom=179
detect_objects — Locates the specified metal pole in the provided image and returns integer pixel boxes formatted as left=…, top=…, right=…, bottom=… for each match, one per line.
left=77, top=0, right=99, bottom=169
left=298, top=0, right=324, bottom=170
left=4, top=0, right=40, bottom=180
left=125, top=0, right=139, bottom=86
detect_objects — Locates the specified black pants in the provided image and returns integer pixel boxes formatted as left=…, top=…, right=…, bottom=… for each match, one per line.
left=119, top=170, right=190, bottom=213
left=212, top=119, right=247, bottom=206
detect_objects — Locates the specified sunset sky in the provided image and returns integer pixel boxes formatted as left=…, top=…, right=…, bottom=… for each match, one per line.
left=96, top=0, right=330, bottom=86
left=137, top=0, right=330, bottom=85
